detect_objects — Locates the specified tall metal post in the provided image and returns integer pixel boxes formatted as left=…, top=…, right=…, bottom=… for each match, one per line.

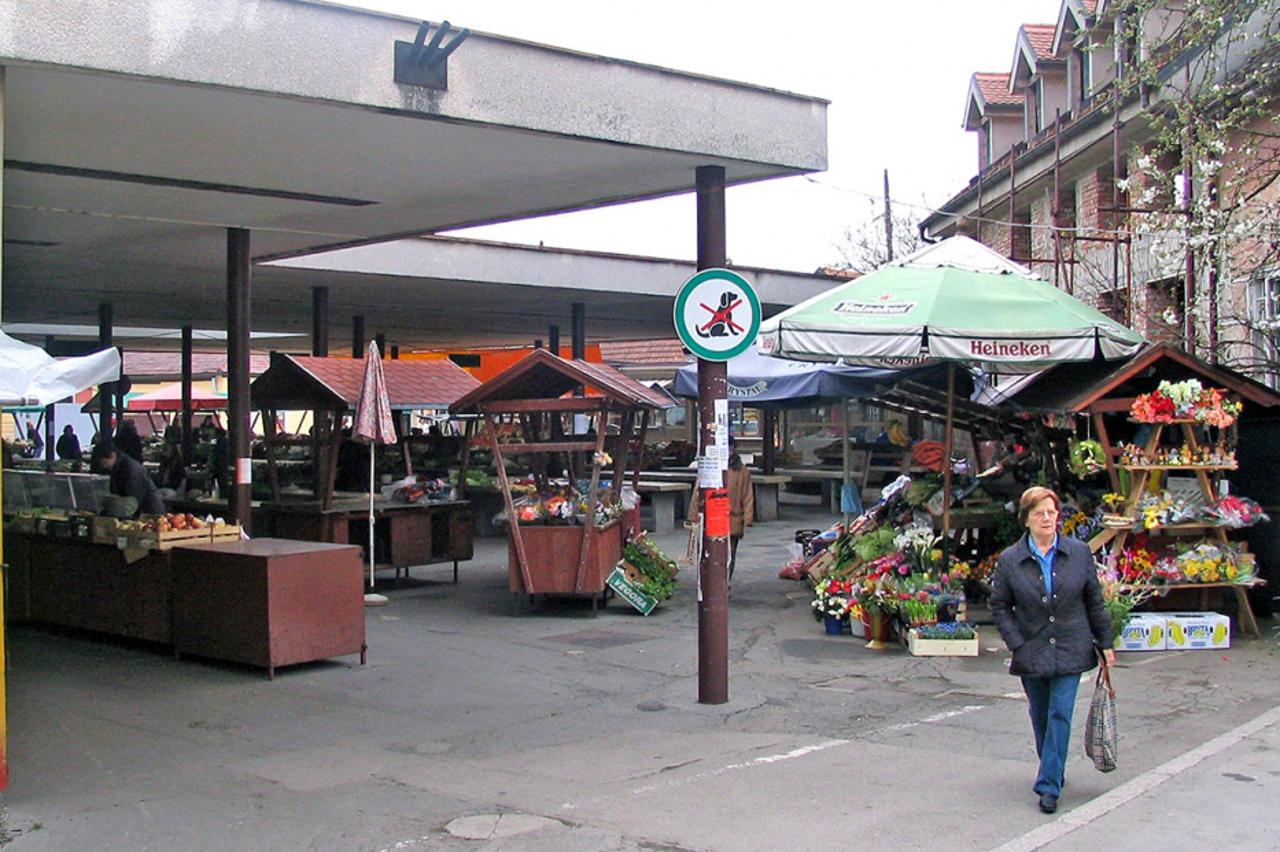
left=181, top=325, right=193, bottom=466
left=227, top=228, right=253, bottom=533
left=696, top=165, right=729, bottom=705
left=0, top=62, right=8, bottom=792
left=43, top=336, right=55, bottom=470
left=98, top=302, right=114, bottom=439
left=548, top=325, right=561, bottom=357
left=310, top=288, right=330, bottom=493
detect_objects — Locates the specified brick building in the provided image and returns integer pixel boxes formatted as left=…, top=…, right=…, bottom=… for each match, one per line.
left=923, top=0, right=1280, bottom=387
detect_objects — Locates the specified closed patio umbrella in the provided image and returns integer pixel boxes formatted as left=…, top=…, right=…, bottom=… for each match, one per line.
left=353, top=341, right=397, bottom=596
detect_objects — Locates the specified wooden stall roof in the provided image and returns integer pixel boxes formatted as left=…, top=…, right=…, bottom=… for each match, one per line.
left=998, top=344, right=1280, bottom=414
left=251, top=354, right=480, bottom=412
left=450, top=349, right=670, bottom=413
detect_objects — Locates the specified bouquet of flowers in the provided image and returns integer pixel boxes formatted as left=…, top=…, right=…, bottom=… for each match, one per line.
left=1115, top=546, right=1158, bottom=585
left=1062, top=508, right=1103, bottom=543
left=1207, top=495, right=1270, bottom=529
left=1130, top=380, right=1243, bottom=427
left=811, top=576, right=855, bottom=621
left=899, top=593, right=938, bottom=627
left=1174, top=541, right=1253, bottom=584
left=1096, top=560, right=1161, bottom=644
left=1136, top=491, right=1205, bottom=529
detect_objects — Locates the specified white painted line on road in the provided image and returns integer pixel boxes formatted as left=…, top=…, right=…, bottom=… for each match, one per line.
left=991, top=702, right=1280, bottom=852
left=875, top=704, right=987, bottom=734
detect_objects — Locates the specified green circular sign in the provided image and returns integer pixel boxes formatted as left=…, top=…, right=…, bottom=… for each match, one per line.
left=673, top=268, right=761, bottom=361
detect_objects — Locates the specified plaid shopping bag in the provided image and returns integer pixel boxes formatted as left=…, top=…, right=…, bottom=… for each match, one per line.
left=1084, top=657, right=1118, bottom=772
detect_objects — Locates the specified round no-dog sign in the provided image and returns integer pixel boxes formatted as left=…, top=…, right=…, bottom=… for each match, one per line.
left=673, top=268, right=760, bottom=361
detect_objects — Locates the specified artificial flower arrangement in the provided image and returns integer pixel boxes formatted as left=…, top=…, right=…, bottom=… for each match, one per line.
left=1130, top=380, right=1243, bottom=427
left=511, top=489, right=621, bottom=526
left=1096, top=559, right=1161, bottom=645
left=1207, top=495, right=1270, bottom=529
left=1174, top=541, right=1253, bottom=584
left=1135, top=490, right=1207, bottom=529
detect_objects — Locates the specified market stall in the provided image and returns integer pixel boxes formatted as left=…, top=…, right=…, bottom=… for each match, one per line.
left=449, top=349, right=668, bottom=609
left=993, top=343, right=1280, bottom=637
left=245, top=354, right=481, bottom=581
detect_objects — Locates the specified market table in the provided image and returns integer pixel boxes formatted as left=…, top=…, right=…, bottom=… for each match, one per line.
left=639, top=470, right=789, bottom=521
left=1124, top=579, right=1267, bottom=638
left=167, top=495, right=473, bottom=582
left=634, top=481, right=691, bottom=531
left=171, top=538, right=366, bottom=678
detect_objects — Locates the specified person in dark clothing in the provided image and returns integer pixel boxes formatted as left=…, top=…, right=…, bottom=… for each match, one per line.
left=157, top=440, right=187, bottom=492
left=98, top=439, right=165, bottom=516
left=56, top=425, right=83, bottom=461
left=25, top=420, right=43, bottom=458
left=114, top=418, right=144, bottom=463
left=210, top=427, right=230, bottom=497
left=334, top=429, right=370, bottom=493
left=990, top=486, right=1113, bottom=815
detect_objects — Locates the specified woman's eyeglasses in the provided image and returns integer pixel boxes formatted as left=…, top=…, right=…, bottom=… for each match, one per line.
left=1031, top=509, right=1059, bottom=520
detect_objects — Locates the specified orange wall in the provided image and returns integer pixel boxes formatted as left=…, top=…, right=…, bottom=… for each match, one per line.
left=404, top=345, right=603, bottom=384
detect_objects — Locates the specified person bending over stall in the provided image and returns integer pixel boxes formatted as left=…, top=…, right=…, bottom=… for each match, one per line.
left=98, top=438, right=165, bottom=516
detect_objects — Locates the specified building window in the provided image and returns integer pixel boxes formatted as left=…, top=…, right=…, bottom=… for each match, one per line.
left=1026, top=79, right=1044, bottom=135
left=1248, top=271, right=1280, bottom=388
left=1072, top=45, right=1092, bottom=106
left=1096, top=287, right=1128, bottom=324
left=1011, top=208, right=1032, bottom=262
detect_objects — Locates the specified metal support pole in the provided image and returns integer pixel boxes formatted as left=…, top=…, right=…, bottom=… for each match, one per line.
left=98, top=302, right=113, bottom=438
left=43, top=336, right=55, bottom=470
left=181, top=325, right=193, bottom=466
left=571, top=303, right=585, bottom=360
left=227, top=228, right=253, bottom=533
left=352, top=316, right=365, bottom=358
left=762, top=409, right=777, bottom=475
left=696, top=164, right=729, bottom=705
left=312, top=287, right=329, bottom=357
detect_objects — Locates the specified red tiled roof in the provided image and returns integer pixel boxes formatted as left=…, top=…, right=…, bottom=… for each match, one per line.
left=123, top=350, right=271, bottom=379
left=252, top=356, right=480, bottom=411
left=1023, top=24, right=1059, bottom=60
left=974, top=72, right=1021, bottom=106
left=1080, top=0, right=1099, bottom=13
left=450, top=349, right=669, bottom=413
left=599, top=338, right=690, bottom=366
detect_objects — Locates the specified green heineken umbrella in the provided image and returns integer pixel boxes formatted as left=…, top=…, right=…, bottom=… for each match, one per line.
left=759, top=235, right=1145, bottom=534
left=758, top=235, right=1144, bottom=373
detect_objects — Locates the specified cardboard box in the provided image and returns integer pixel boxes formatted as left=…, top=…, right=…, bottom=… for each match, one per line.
left=1165, top=612, right=1231, bottom=650
left=1116, top=613, right=1166, bottom=651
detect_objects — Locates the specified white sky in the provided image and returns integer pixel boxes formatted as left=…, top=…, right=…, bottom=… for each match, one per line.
left=349, top=1, right=1050, bottom=271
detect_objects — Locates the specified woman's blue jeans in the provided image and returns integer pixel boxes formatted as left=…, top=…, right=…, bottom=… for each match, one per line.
left=1021, top=674, right=1081, bottom=797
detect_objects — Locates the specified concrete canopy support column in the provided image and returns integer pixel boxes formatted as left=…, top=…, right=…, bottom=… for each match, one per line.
left=695, top=164, right=729, bottom=706
left=98, top=303, right=113, bottom=437
left=181, top=325, right=193, bottom=466
left=352, top=316, right=365, bottom=358
left=548, top=325, right=560, bottom=358
left=0, top=63, right=7, bottom=792
left=312, top=287, right=329, bottom=357
left=227, top=228, right=252, bottom=533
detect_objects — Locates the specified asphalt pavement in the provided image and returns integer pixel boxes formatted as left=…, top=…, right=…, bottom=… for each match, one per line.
left=2, top=504, right=1277, bottom=851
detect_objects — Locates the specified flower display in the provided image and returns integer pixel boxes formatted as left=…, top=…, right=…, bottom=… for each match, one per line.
left=915, top=621, right=976, bottom=641
left=1174, top=542, right=1253, bottom=584
left=1130, top=381, right=1242, bottom=427
left=1207, top=495, right=1270, bottom=529
left=811, top=576, right=855, bottom=620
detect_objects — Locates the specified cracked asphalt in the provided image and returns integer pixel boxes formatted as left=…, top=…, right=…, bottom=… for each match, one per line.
left=2, top=505, right=1277, bottom=850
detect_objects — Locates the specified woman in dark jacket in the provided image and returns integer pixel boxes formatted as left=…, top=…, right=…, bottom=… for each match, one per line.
left=990, top=486, right=1113, bottom=815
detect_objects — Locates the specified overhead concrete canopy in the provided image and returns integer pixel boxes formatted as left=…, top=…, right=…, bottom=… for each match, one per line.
left=0, top=0, right=828, bottom=339
left=263, top=236, right=843, bottom=351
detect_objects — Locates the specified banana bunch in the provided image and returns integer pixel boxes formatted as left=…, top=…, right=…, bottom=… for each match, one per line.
left=1168, top=621, right=1187, bottom=646
left=1212, top=622, right=1228, bottom=644
left=888, top=421, right=911, bottom=447
left=1148, top=624, right=1164, bottom=648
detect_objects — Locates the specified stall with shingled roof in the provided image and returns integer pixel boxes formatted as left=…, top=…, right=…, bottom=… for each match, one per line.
left=449, top=349, right=667, bottom=610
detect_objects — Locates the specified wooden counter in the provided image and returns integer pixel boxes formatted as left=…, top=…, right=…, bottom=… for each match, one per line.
left=171, top=538, right=366, bottom=678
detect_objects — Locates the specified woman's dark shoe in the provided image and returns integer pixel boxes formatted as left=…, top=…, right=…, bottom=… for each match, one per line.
left=1038, top=793, right=1058, bottom=814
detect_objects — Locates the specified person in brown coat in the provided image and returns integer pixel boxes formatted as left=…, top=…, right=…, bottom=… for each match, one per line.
left=688, top=443, right=754, bottom=577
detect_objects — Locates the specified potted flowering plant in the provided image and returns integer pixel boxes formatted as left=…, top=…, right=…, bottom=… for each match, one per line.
left=811, top=576, right=854, bottom=634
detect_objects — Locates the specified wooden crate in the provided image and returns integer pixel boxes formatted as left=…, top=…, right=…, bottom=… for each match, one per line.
left=907, top=627, right=979, bottom=657
left=92, top=516, right=120, bottom=544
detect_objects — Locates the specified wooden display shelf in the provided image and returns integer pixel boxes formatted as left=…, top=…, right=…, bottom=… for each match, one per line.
left=1119, top=464, right=1236, bottom=471
left=1123, top=579, right=1266, bottom=638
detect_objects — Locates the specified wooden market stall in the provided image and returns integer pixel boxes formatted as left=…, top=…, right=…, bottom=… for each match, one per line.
left=999, top=343, right=1280, bottom=633
left=245, top=354, right=482, bottom=581
left=449, top=350, right=667, bottom=608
